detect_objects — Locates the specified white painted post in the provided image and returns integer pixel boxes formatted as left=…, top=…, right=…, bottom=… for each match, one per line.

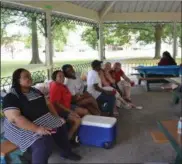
left=173, top=21, right=177, bottom=59
left=98, top=21, right=105, bottom=61
left=45, top=9, right=53, bottom=80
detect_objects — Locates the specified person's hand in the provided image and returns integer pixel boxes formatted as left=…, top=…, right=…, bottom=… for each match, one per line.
left=69, top=111, right=80, bottom=119
left=75, top=94, right=82, bottom=101
left=36, top=126, right=52, bottom=136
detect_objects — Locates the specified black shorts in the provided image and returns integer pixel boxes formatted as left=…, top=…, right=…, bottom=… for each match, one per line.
left=59, top=110, right=70, bottom=120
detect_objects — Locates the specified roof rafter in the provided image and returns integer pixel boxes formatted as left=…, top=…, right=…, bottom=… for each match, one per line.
left=14, top=1, right=100, bottom=22
left=99, top=1, right=115, bottom=19
left=104, top=12, right=182, bottom=23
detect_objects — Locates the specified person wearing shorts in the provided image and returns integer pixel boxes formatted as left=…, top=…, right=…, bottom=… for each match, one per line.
left=49, top=70, right=89, bottom=143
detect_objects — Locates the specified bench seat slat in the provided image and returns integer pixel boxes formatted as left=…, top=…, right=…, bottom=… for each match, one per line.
left=150, top=131, right=169, bottom=144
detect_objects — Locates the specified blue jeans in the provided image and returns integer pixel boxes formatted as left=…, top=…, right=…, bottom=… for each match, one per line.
left=96, top=92, right=116, bottom=116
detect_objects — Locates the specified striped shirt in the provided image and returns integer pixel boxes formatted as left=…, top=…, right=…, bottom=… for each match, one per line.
left=3, top=88, right=64, bottom=152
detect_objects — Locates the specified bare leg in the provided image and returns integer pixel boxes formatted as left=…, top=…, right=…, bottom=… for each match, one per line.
left=123, top=86, right=131, bottom=100
left=74, top=107, right=89, bottom=117
left=67, top=116, right=81, bottom=140
left=77, top=97, right=100, bottom=115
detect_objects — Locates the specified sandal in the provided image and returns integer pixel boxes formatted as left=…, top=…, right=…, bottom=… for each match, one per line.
left=135, top=106, right=143, bottom=110
left=122, top=104, right=132, bottom=110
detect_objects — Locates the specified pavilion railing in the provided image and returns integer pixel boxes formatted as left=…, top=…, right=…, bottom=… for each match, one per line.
left=2, top=58, right=180, bottom=92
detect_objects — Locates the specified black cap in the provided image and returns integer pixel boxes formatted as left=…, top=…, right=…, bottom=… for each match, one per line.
left=91, top=60, right=103, bottom=68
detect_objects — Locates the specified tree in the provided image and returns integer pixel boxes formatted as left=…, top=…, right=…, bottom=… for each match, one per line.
left=162, top=23, right=182, bottom=47
left=81, top=25, right=132, bottom=50
left=52, top=23, right=76, bottom=52
left=82, top=23, right=182, bottom=59
left=104, top=24, right=131, bottom=47
left=1, top=13, right=21, bottom=59
left=81, top=27, right=97, bottom=50
left=30, top=17, right=42, bottom=64
left=3, top=34, right=20, bottom=59
left=1, top=13, right=16, bottom=42
left=154, top=24, right=164, bottom=59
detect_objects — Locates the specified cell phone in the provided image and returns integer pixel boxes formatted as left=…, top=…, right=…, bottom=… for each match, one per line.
left=50, top=128, right=57, bottom=134
left=130, top=81, right=135, bottom=87
left=112, top=90, right=116, bottom=95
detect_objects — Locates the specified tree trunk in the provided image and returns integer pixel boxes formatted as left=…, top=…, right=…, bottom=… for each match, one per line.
left=30, top=17, right=42, bottom=64
left=11, top=47, right=14, bottom=59
left=154, top=24, right=163, bottom=59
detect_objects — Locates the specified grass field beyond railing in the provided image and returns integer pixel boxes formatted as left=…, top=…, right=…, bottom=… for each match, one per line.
left=1, top=58, right=181, bottom=92
left=2, top=58, right=181, bottom=77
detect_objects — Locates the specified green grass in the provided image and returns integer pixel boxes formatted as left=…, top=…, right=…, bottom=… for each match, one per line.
left=1, top=60, right=92, bottom=77
left=1, top=58, right=181, bottom=77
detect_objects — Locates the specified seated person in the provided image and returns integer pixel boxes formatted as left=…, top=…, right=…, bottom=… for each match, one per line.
left=87, top=60, right=116, bottom=116
left=3, top=68, right=81, bottom=163
left=103, top=62, right=116, bottom=87
left=62, top=64, right=100, bottom=115
left=112, top=62, right=134, bottom=102
left=158, top=51, right=177, bottom=66
left=99, top=69, right=142, bottom=110
left=103, top=62, right=123, bottom=96
left=49, top=70, right=89, bottom=142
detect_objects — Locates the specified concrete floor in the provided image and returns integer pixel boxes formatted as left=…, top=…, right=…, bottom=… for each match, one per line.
left=48, top=83, right=181, bottom=163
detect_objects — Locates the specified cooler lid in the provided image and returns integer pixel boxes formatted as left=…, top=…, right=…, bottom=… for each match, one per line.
left=81, top=115, right=117, bottom=128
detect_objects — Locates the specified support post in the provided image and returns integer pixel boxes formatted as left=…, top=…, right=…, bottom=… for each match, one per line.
left=98, top=22, right=105, bottom=61
left=45, top=9, right=53, bottom=80
left=173, top=21, right=177, bottom=59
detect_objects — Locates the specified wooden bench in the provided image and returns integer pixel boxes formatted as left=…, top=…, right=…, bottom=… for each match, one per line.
left=0, top=140, right=31, bottom=163
left=150, top=131, right=169, bottom=144
left=130, top=73, right=140, bottom=76
left=0, top=140, right=18, bottom=163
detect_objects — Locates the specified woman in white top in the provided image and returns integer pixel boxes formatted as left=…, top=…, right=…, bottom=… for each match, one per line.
left=62, top=64, right=101, bottom=115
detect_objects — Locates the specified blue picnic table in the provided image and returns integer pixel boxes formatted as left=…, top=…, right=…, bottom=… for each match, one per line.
left=134, top=66, right=180, bottom=91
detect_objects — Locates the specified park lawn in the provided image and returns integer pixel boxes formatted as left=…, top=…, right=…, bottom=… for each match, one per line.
left=1, top=60, right=92, bottom=77
left=1, top=58, right=181, bottom=77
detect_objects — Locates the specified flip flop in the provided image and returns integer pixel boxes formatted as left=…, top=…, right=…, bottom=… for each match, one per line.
left=122, top=104, right=132, bottom=110
left=135, top=106, right=143, bottom=110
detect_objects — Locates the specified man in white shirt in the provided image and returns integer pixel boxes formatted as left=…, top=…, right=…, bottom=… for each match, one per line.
left=87, top=60, right=116, bottom=116
left=62, top=64, right=100, bottom=115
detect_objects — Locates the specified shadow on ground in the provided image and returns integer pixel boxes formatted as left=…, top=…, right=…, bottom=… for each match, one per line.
left=49, top=83, right=180, bottom=163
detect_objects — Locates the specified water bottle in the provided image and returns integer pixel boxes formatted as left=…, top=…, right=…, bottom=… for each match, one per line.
left=0, top=154, right=6, bottom=164
left=177, top=117, right=182, bottom=134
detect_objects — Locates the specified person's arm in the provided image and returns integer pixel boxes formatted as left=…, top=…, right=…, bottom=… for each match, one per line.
left=93, top=84, right=113, bottom=95
left=99, top=71, right=110, bottom=86
left=3, top=94, right=51, bottom=135
left=121, top=73, right=131, bottom=83
left=4, top=109, right=51, bottom=135
left=105, top=71, right=115, bottom=84
left=4, top=109, right=39, bottom=132
left=46, top=99, right=59, bottom=117
left=53, top=101, right=70, bottom=113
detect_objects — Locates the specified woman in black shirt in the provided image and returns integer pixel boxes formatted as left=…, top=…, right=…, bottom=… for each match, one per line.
left=3, top=68, right=81, bottom=164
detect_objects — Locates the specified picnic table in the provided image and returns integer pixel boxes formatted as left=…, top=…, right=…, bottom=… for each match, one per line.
left=133, top=66, right=180, bottom=91
left=157, top=120, right=182, bottom=164
left=165, top=77, right=182, bottom=104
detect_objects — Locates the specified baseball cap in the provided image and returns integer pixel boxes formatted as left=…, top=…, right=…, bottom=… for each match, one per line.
left=91, top=60, right=103, bottom=68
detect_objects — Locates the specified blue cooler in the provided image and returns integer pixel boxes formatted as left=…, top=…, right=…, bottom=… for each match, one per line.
left=78, top=115, right=117, bottom=149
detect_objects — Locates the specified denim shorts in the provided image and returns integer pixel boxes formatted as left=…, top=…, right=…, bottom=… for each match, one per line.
left=70, top=104, right=78, bottom=111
